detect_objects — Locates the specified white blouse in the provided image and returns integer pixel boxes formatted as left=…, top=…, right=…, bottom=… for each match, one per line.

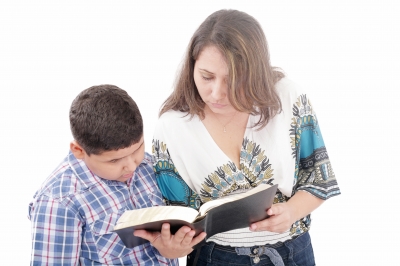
left=152, top=78, right=340, bottom=246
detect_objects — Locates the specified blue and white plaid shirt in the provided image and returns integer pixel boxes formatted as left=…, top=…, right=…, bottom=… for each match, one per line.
left=28, top=151, right=178, bottom=266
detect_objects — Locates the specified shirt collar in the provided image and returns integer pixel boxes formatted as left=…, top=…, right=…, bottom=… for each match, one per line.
left=67, top=151, right=142, bottom=188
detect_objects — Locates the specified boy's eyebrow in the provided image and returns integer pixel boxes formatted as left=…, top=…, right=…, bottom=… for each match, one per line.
left=108, top=140, right=144, bottom=161
left=108, top=155, right=124, bottom=162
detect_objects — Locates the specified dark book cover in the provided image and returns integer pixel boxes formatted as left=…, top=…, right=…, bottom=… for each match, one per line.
left=114, top=184, right=278, bottom=248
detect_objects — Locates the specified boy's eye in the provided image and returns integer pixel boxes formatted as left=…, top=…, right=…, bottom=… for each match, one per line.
left=110, top=159, right=119, bottom=163
left=202, top=76, right=213, bottom=81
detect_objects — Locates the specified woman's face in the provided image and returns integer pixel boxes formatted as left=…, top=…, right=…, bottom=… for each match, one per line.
left=194, top=46, right=236, bottom=115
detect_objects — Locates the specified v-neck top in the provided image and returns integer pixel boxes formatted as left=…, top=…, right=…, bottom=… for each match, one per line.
left=152, top=77, right=340, bottom=246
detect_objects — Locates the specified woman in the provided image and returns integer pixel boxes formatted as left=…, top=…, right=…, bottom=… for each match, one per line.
left=152, top=9, right=340, bottom=265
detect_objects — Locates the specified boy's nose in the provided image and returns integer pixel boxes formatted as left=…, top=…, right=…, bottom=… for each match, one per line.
left=124, top=157, right=137, bottom=172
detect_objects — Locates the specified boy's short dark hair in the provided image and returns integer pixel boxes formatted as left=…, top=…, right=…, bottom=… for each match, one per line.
left=69, top=84, right=143, bottom=155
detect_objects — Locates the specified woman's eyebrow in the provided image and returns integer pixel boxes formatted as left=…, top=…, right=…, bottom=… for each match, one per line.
left=198, top=68, right=228, bottom=77
left=198, top=68, right=214, bottom=74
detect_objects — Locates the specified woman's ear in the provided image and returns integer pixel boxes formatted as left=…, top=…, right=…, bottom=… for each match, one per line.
left=70, top=140, right=85, bottom=159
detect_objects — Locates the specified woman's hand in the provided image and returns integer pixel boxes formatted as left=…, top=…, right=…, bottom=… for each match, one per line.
left=133, top=223, right=206, bottom=258
left=250, top=202, right=296, bottom=233
left=250, top=190, right=324, bottom=233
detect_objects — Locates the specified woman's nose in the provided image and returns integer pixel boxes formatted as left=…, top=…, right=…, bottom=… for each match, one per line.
left=211, top=79, right=227, bottom=100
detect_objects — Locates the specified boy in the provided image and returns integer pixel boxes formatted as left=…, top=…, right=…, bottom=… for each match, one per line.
left=28, top=85, right=204, bottom=265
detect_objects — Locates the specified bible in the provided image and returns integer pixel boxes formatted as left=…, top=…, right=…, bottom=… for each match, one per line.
left=114, top=183, right=278, bottom=248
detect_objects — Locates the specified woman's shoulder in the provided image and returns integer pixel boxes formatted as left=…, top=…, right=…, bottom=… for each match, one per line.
left=157, top=110, right=194, bottom=129
left=274, top=77, right=307, bottom=108
left=275, top=77, right=304, bottom=97
left=159, top=109, right=189, bottom=122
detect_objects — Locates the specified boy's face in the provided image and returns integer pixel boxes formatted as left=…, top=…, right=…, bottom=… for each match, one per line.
left=71, top=136, right=145, bottom=182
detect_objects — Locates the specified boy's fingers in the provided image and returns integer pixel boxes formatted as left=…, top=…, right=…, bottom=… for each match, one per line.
left=191, top=232, right=207, bottom=246
left=180, top=230, right=196, bottom=246
left=160, top=223, right=172, bottom=241
left=172, top=225, right=191, bottom=243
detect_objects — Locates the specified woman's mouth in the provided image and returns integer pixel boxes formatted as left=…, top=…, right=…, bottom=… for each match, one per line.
left=210, top=102, right=226, bottom=108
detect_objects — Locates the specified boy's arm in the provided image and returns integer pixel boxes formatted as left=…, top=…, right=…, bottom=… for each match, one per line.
left=29, top=196, right=82, bottom=265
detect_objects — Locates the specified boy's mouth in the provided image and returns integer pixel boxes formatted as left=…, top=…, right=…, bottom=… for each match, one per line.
left=122, top=172, right=134, bottom=179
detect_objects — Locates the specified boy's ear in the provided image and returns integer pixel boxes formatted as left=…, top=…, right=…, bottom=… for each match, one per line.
left=70, top=140, right=86, bottom=159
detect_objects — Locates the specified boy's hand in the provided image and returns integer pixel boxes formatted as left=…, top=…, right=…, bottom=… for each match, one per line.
left=133, top=223, right=207, bottom=258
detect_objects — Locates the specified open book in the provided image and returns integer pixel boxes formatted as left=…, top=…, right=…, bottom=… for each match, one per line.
left=114, top=183, right=278, bottom=248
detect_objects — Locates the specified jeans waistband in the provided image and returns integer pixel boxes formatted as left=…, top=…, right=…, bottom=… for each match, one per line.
left=189, top=232, right=312, bottom=266
left=207, top=231, right=309, bottom=254
left=209, top=237, right=285, bottom=253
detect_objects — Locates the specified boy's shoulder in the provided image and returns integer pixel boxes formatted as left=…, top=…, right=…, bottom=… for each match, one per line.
left=142, top=151, right=153, bottom=165
left=33, top=152, right=96, bottom=201
left=34, top=152, right=155, bottom=201
left=135, top=152, right=156, bottom=178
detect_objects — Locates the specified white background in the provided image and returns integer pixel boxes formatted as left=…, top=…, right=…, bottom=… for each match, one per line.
left=1, top=1, right=399, bottom=265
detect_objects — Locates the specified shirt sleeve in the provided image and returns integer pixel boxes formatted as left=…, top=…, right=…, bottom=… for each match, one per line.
left=29, top=196, right=82, bottom=266
left=152, top=115, right=201, bottom=210
left=292, top=94, right=341, bottom=200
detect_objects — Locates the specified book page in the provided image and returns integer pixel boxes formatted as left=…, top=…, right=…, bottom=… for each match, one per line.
left=198, top=183, right=272, bottom=216
left=114, top=206, right=199, bottom=230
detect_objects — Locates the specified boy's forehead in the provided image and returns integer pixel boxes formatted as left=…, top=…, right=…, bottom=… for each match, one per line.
left=96, top=137, right=144, bottom=159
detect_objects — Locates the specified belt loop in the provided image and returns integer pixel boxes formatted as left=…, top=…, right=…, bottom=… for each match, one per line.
left=284, top=239, right=294, bottom=262
left=192, top=246, right=201, bottom=266
left=207, top=242, right=215, bottom=263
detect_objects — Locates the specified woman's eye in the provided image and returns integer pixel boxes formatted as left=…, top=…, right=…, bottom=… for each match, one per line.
left=202, top=76, right=212, bottom=81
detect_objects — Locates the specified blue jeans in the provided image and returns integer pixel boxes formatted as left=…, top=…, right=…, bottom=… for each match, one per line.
left=187, top=232, right=315, bottom=266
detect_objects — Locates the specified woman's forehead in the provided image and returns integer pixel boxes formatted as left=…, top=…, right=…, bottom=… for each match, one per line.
left=196, top=46, right=228, bottom=74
